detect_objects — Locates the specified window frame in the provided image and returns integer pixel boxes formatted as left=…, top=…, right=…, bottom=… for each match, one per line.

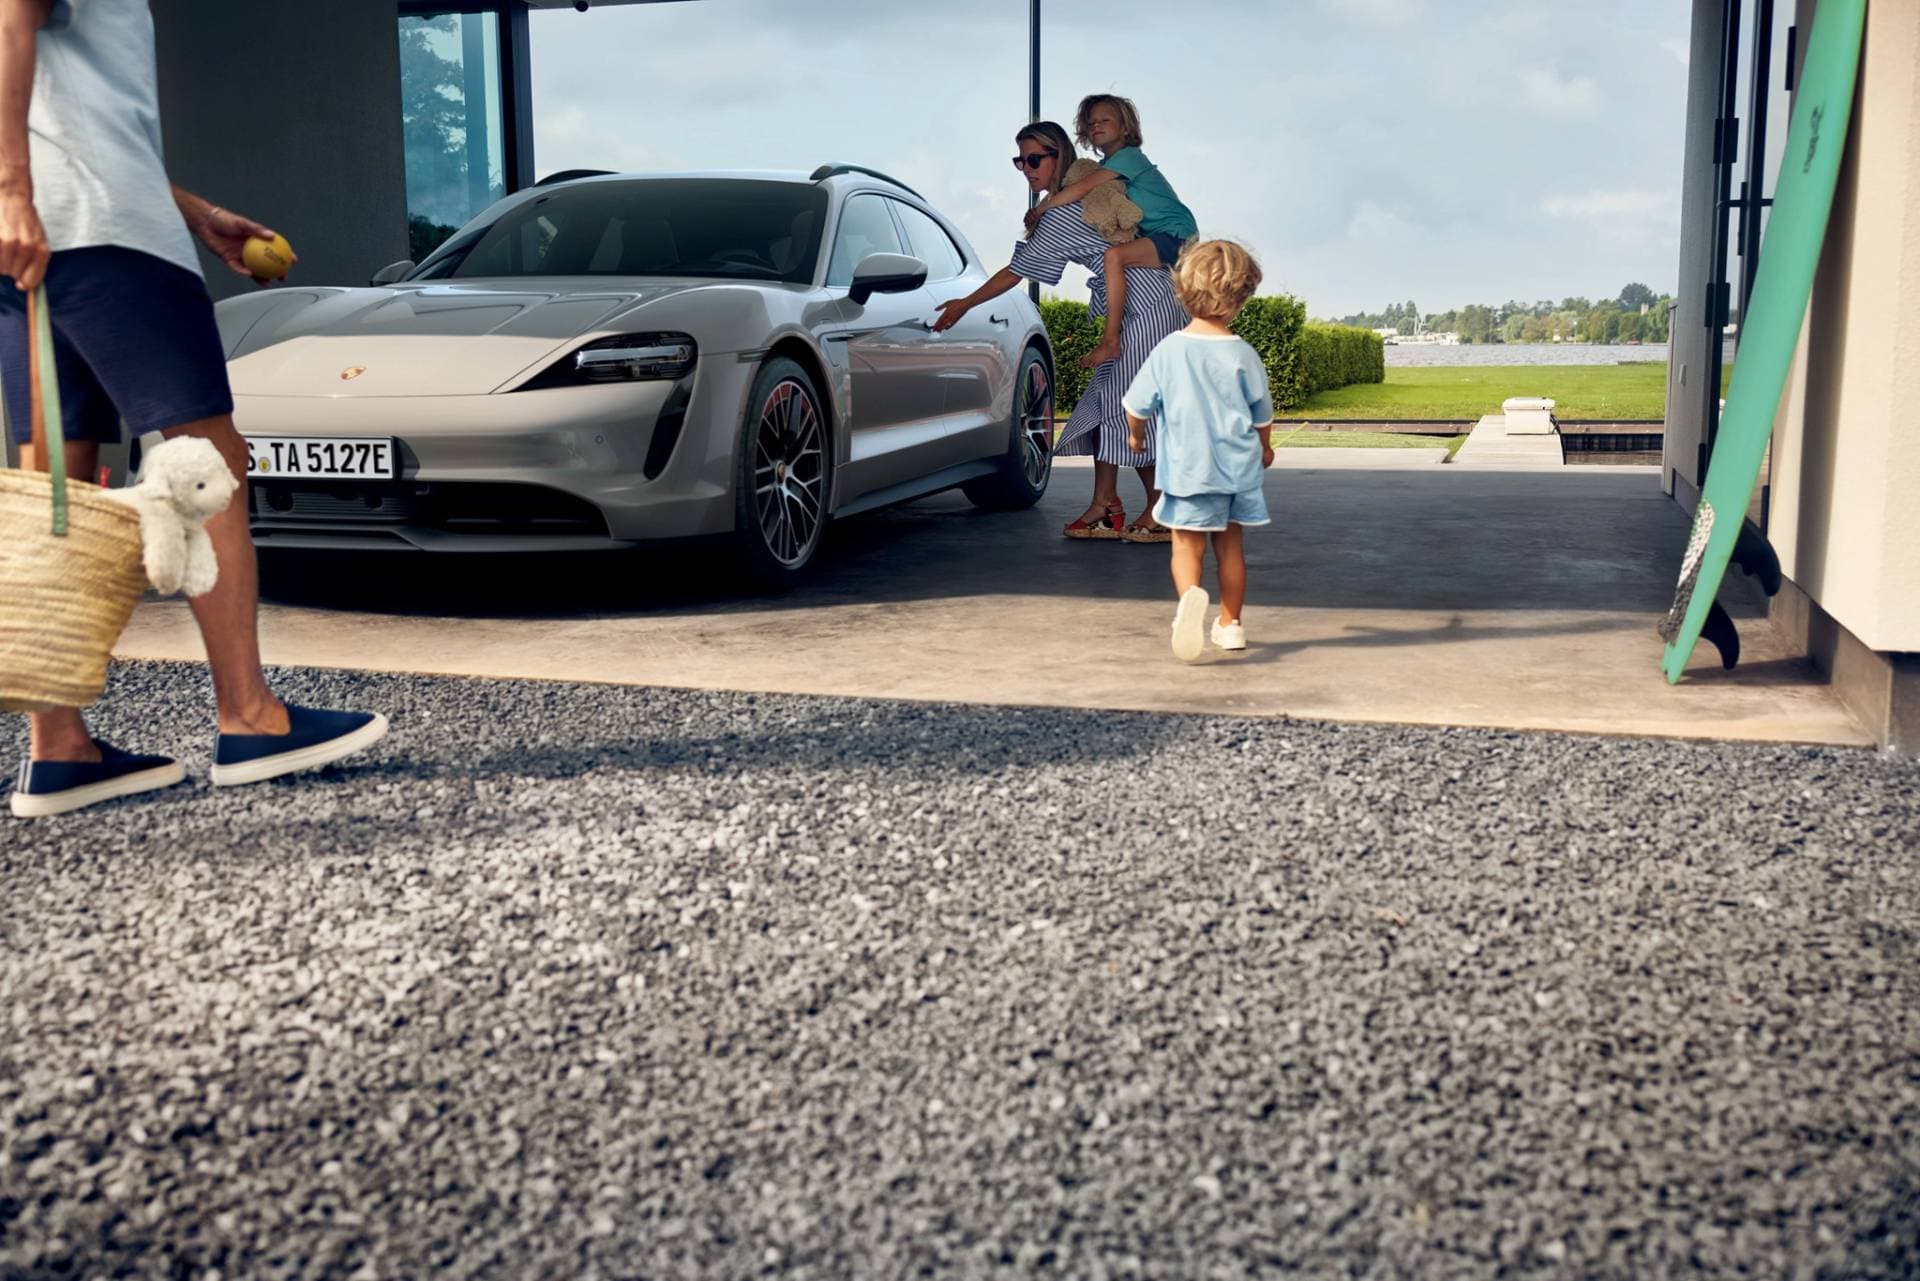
left=825, top=192, right=908, bottom=290
left=886, top=198, right=969, bottom=284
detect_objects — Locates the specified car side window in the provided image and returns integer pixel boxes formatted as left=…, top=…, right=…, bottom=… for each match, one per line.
left=892, top=202, right=965, bottom=282
left=826, top=195, right=905, bottom=288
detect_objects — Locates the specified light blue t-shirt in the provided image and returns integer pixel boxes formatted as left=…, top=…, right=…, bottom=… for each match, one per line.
left=28, top=0, right=200, bottom=277
left=1122, top=332, right=1274, bottom=497
left=1100, top=147, right=1197, bottom=241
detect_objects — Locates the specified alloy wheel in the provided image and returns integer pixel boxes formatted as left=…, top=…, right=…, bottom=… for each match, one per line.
left=752, top=379, right=825, bottom=567
left=1020, top=357, right=1053, bottom=489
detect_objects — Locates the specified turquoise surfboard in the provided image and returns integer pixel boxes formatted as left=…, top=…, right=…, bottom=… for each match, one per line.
left=1660, top=0, right=1867, bottom=683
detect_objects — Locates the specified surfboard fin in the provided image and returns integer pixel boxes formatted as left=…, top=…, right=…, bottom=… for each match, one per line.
left=1700, top=600, right=1741, bottom=670
left=1731, top=521, right=1784, bottom=596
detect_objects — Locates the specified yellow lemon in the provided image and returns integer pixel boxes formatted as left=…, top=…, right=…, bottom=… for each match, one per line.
left=242, top=234, right=294, bottom=281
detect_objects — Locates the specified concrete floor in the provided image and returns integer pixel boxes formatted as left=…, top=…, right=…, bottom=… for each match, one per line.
left=114, top=457, right=1870, bottom=746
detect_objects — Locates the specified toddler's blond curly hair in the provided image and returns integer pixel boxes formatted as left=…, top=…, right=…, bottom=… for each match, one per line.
left=1172, top=239, right=1262, bottom=323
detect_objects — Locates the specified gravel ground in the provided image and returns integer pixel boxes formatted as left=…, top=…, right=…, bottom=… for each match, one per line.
left=3, top=661, right=1918, bottom=1280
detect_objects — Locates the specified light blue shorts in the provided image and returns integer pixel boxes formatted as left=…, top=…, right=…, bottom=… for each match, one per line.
left=1153, top=488, right=1270, bottom=532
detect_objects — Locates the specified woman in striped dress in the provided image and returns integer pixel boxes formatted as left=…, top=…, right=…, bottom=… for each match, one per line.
left=933, top=120, right=1187, bottom=542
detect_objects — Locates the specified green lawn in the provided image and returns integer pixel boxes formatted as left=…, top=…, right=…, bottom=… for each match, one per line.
left=1282, top=363, right=1672, bottom=421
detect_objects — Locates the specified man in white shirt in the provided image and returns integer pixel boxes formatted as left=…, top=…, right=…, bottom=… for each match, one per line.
left=0, top=0, right=386, bottom=818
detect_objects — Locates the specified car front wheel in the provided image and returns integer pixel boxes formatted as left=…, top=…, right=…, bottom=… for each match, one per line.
left=963, top=345, right=1053, bottom=510
left=733, top=356, right=830, bottom=586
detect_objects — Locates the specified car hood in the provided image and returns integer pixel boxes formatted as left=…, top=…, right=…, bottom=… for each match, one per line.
left=220, top=280, right=716, bottom=397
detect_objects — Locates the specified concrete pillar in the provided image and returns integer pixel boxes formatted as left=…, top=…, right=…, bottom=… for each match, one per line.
left=1663, top=0, right=1733, bottom=506
left=151, top=0, right=410, bottom=302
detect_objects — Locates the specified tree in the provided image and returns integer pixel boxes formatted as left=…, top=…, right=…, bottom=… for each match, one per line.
left=1458, top=304, right=1494, bottom=344
left=1617, top=282, right=1656, bottom=311
left=1585, top=304, right=1624, bottom=344
left=398, top=15, right=502, bottom=251
left=1646, top=296, right=1672, bottom=342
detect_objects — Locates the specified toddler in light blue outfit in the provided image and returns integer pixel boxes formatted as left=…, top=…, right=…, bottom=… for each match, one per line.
left=1123, top=239, right=1275, bottom=661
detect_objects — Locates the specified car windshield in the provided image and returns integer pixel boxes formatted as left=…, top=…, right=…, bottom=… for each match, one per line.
left=412, top=179, right=829, bottom=284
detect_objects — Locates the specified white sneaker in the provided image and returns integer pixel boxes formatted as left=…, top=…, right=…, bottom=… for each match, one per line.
left=1171, top=586, right=1208, bottom=661
left=1211, top=617, right=1246, bottom=651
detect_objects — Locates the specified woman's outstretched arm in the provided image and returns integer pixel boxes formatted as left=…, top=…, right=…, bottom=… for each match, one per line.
left=931, top=265, right=1024, bottom=332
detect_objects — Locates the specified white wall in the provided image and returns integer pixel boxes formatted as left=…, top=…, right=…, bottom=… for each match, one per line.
left=1768, top=0, right=1920, bottom=652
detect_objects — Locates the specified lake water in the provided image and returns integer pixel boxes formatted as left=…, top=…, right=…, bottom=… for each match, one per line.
left=1383, top=341, right=1737, bottom=368
left=1384, top=342, right=1670, bottom=367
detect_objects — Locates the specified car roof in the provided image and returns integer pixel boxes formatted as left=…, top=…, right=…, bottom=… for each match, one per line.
left=537, top=168, right=927, bottom=202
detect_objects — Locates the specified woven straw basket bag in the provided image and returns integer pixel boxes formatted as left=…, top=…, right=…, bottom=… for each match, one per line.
left=0, top=287, right=148, bottom=713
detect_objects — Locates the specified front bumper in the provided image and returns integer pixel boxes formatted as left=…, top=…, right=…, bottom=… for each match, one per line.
left=235, top=355, right=759, bottom=551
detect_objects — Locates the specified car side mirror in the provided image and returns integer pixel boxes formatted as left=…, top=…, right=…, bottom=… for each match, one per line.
left=848, top=252, right=927, bottom=305
left=370, top=259, right=415, bottom=286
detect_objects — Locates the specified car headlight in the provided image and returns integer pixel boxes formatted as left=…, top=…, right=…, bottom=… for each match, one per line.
left=519, top=332, right=697, bottom=389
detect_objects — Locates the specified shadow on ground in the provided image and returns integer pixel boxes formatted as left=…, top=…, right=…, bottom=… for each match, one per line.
left=257, top=468, right=1742, bottom=624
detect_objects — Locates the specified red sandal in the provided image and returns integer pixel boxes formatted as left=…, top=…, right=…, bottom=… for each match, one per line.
left=1064, top=498, right=1126, bottom=540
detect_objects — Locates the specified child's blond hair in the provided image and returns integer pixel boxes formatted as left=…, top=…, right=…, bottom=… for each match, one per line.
left=1074, top=93, right=1144, bottom=150
left=1172, top=239, right=1262, bottom=323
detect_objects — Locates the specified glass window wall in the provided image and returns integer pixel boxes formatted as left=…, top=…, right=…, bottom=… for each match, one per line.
left=399, top=12, right=507, bottom=261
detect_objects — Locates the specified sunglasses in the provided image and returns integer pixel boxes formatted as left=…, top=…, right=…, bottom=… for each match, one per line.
left=1012, top=149, right=1057, bottom=171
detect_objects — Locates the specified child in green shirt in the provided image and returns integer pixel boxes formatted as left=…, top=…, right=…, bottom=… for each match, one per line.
left=1026, top=93, right=1199, bottom=369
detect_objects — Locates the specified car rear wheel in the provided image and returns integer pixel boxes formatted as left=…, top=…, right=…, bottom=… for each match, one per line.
left=963, top=345, right=1053, bottom=510
left=733, top=356, right=830, bottom=586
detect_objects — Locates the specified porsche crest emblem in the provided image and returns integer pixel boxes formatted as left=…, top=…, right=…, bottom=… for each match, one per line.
left=341, top=365, right=366, bottom=381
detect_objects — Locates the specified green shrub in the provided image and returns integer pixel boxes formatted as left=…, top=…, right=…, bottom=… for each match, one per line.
left=1230, top=296, right=1308, bottom=410
left=1296, top=323, right=1384, bottom=395
left=1037, top=296, right=1380, bottom=417
left=1038, top=300, right=1101, bottom=415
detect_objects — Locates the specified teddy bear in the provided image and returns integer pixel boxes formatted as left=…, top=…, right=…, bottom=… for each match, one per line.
left=1064, top=157, right=1143, bottom=244
left=101, top=435, right=239, bottom=597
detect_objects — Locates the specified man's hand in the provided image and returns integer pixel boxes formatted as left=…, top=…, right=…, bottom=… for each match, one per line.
left=1261, top=431, right=1276, bottom=468
left=931, top=297, right=970, bottom=333
left=0, top=187, right=48, bottom=290
left=1128, top=427, right=1146, bottom=453
left=188, top=202, right=295, bottom=284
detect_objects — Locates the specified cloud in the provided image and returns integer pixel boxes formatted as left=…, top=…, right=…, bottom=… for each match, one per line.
left=1329, top=0, right=1423, bottom=24
left=535, top=104, right=676, bottom=175
left=525, top=0, right=1691, bottom=315
left=1518, top=67, right=1602, bottom=116
left=1660, top=36, right=1690, bottom=67
left=1540, top=189, right=1673, bottom=220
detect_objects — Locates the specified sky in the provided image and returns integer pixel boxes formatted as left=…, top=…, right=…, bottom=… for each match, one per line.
left=527, top=0, right=1695, bottom=319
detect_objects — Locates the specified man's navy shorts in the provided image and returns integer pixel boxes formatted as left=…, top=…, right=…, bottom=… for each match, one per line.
left=1, top=245, right=233, bottom=446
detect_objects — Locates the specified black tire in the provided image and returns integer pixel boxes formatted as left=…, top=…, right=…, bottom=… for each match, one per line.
left=963, top=345, right=1054, bottom=511
left=732, top=356, right=831, bottom=587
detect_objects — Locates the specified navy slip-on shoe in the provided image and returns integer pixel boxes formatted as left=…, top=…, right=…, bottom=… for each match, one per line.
left=12, top=741, right=187, bottom=819
left=210, top=704, right=389, bottom=787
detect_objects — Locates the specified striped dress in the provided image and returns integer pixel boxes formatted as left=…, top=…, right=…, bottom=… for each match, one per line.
left=1009, top=204, right=1187, bottom=468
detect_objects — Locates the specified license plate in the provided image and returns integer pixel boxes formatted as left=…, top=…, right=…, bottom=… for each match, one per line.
left=246, top=436, right=397, bottom=481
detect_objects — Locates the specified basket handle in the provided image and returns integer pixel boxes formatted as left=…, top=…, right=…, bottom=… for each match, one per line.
left=24, top=286, right=68, bottom=537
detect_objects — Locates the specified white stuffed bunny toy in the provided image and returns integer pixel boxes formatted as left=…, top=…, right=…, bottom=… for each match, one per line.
left=101, top=436, right=239, bottom=597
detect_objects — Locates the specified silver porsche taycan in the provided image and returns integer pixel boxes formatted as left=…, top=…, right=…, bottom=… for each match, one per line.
left=215, top=166, right=1055, bottom=582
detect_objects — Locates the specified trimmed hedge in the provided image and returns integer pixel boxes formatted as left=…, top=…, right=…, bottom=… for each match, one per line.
left=1039, top=297, right=1382, bottom=415
left=1297, top=322, right=1385, bottom=395
left=1229, top=296, right=1307, bottom=411
left=1038, top=300, right=1102, bottom=417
